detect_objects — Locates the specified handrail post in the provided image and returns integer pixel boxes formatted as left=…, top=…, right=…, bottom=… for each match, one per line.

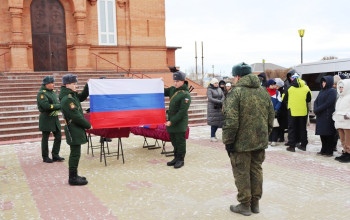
left=4, top=54, right=6, bottom=72
left=95, top=54, right=97, bottom=71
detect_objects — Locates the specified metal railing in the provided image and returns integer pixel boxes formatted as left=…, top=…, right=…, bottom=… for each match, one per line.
left=0, top=52, right=9, bottom=72
left=91, top=52, right=152, bottom=80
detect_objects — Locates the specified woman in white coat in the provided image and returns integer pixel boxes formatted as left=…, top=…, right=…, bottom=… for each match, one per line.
left=332, top=79, right=350, bottom=163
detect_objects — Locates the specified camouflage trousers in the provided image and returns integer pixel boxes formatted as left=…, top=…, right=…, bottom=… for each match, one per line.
left=229, top=149, right=265, bottom=205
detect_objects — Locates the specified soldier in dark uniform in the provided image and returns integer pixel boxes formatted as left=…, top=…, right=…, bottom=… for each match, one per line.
left=59, top=74, right=91, bottom=186
left=164, top=71, right=191, bottom=169
left=36, top=76, right=64, bottom=163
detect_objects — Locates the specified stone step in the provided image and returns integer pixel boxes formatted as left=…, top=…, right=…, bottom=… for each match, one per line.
left=0, top=109, right=38, bottom=117
left=188, top=118, right=208, bottom=127
left=0, top=114, right=42, bottom=123
left=187, top=112, right=208, bottom=119
left=0, top=124, right=39, bottom=134
left=0, top=131, right=44, bottom=143
left=0, top=94, right=36, bottom=101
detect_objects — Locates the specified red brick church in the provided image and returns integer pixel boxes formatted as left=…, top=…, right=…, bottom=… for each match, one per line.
left=0, top=0, right=177, bottom=73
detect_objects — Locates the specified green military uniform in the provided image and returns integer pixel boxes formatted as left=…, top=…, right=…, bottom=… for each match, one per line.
left=59, top=80, right=90, bottom=185
left=164, top=82, right=191, bottom=166
left=36, top=84, right=61, bottom=160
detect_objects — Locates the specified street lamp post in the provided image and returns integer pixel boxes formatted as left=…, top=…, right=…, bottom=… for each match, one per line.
left=298, top=29, right=305, bottom=64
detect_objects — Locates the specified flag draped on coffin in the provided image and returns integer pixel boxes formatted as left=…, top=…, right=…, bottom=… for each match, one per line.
left=88, top=78, right=166, bottom=129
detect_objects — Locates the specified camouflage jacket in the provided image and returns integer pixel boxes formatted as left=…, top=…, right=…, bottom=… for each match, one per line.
left=222, top=74, right=275, bottom=153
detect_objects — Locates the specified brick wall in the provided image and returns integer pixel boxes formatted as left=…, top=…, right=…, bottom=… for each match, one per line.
left=0, top=0, right=175, bottom=72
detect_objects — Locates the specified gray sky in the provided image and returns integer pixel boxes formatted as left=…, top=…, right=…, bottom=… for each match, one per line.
left=165, top=0, right=350, bottom=76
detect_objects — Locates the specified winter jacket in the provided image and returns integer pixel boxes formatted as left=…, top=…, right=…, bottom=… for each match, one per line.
left=207, top=84, right=225, bottom=127
left=284, top=78, right=311, bottom=116
left=59, top=84, right=91, bottom=145
left=313, top=76, right=337, bottom=135
left=164, top=83, right=191, bottom=133
left=267, top=87, right=282, bottom=112
left=37, top=85, right=61, bottom=132
left=222, top=74, right=275, bottom=153
left=332, top=79, right=350, bottom=129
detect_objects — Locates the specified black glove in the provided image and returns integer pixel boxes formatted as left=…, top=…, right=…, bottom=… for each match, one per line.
left=225, top=144, right=234, bottom=157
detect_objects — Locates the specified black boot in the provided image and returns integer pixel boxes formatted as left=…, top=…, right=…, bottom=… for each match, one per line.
left=335, top=152, right=347, bottom=161
left=338, top=153, right=350, bottom=163
left=174, top=154, right=184, bottom=169
left=167, top=157, right=177, bottom=166
left=77, top=172, right=87, bottom=180
left=52, top=155, right=65, bottom=162
left=69, top=170, right=88, bottom=186
left=43, top=157, right=53, bottom=163
left=286, top=146, right=295, bottom=152
left=251, top=199, right=260, bottom=214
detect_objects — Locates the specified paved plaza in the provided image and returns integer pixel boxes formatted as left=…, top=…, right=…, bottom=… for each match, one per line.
left=1, top=124, right=350, bottom=220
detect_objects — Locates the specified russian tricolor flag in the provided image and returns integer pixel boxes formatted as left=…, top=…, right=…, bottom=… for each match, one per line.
left=88, top=78, right=166, bottom=128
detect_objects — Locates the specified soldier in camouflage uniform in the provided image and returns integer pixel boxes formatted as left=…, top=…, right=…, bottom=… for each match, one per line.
left=37, top=76, right=64, bottom=163
left=59, top=74, right=91, bottom=186
left=164, top=71, right=191, bottom=169
left=223, top=62, right=275, bottom=216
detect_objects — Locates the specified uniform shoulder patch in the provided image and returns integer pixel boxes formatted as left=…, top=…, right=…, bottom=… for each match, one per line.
left=40, top=94, right=45, bottom=100
left=69, top=102, right=76, bottom=109
left=68, top=94, right=73, bottom=98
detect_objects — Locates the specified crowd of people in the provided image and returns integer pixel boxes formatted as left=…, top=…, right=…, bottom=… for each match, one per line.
left=215, top=62, right=350, bottom=216
left=208, top=68, right=350, bottom=163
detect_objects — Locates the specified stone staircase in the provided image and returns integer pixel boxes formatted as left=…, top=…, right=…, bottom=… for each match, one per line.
left=0, top=71, right=207, bottom=144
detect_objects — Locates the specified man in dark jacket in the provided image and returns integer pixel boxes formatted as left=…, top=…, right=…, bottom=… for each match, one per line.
left=223, top=62, right=275, bottom=216
left=37, top=76, right=64, bottom=163
left=59, top=74, right=91, bottom=186
left=164, top=71, right=191, bottom=169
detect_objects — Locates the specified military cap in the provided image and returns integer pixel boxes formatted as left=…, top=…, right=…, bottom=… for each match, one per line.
left=232, top=62, right=252, bottom=77
left=42, top=76, right=55, bottom=85
left=62, top=74, right=78, bottom=85
left=173, top=71, right=186, bottom=81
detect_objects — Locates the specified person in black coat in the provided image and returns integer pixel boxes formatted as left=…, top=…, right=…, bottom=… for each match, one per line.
left=314, top=76, right=337, bottom=156
left=258, top=72, right=267, bottom=87
left=207, top=78, right=225, bottom=142
left=219, top=80, right=226, bottom=93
